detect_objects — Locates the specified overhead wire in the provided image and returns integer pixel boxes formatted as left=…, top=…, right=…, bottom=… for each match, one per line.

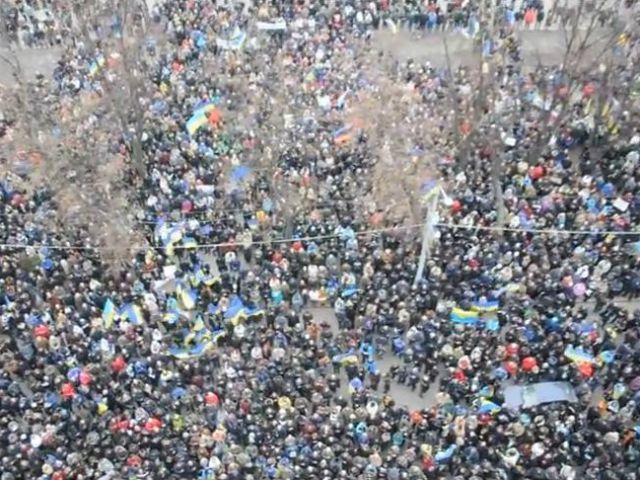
left=0, top=220, right=637, bottom=252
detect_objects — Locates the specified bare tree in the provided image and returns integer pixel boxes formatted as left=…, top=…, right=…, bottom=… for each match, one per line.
left=0, top=0, right=153, bottom=269
left=522, top=0, right=627, bottom=162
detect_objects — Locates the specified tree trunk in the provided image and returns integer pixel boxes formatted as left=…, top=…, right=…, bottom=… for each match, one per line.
left=442, top=38, right=462, bottom=146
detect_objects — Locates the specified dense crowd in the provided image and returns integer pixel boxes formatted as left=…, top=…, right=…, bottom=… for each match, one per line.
left=0, top=0, right=570, bottom=49
left=1, top=0, right=640, bottom=480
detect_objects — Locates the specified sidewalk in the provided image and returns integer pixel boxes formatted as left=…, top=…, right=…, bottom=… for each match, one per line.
left=0, top=46, right=62, bottom=86
left=375, top=27, right=618, bottom=69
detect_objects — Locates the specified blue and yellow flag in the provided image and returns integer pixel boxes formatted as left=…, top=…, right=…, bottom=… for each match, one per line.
left=102, top=299, right=117, bottom=329
left=192, top=101, right=218, bottom=119
left=225, top=295, right=247, bottom=325
left=120, top=303, right=143, bottom=325
left=421, top=177, right=439, bottom=201
left=332, top=350, right=359, bottom=365
left=598, top=350, right=615, bottom=365
left=168, top=326, right=226, bottom=360
left=478, top=399, right=502, bottom=414
left=190, top=267, right=205, bottom=287
left=178, top=285, right=197, bottom=310
left=333, top=124, right=353, bottom=145
left=88, top=61, right=100, bottom=77
left=186, top=113, right=209, bottom=136
left=208, top=295, right=264, bottom=325
left=169, top=342, right=210, bottom=359
left=450, top=307, right=479, bottom=325
left=471, top=299, right=499, bottom=312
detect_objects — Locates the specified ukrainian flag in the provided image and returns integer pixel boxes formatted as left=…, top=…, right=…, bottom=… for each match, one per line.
left=178, top=286, right=197, bottom=310
left=166, top=297, right=179, bottom=312
left=187, top=341, right=211, bottom=357
left=471, top=300, right=499, bottom=312
left=154, top=218, right=170, bottom=244
left=186, top=113, right=209, bottom=136
left=102, top=298, right=117, bottom=329
left=192, top=102, right=217, bottom=119
left=121, top=303, right=143, bottom=325
left=333, top=124, right=353, bottom=145
left=169, top=327, right=220, bottom=359
left=169, top=344, right=206, bottom=359
left=478, top=400, right=502, bottom=414
left=184, top=329, right=197, bottom=346
left=208, top=296, right=263, bottom=325
left=191, top=268, right=205, bottom=287
left=245, top=304, right=264, bottom=319
left=225, top=295, right=246, bottom=325
left=604, top=104, right=619, bottom=135
left=450, top=307, right=479, bottom=325
left=421, top=178, right=438, bottom=200
left=332, top=351, right=360, bottom=365
left=86, top=54, right=106, bottom=80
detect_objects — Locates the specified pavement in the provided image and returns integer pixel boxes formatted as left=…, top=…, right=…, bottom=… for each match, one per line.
left=374, top=26, right=623, bottom=69
left=0, top=24, right=616, bottom=87
left=0, top=46, right=62, bottom=86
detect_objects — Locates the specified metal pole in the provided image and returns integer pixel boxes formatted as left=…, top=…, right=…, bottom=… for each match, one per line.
left=413, top=192, right=439, bottom=286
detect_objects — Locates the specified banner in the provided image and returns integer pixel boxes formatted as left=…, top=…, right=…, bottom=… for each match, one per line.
left=256, top=19, right=287, bottom=31
left=216, top=29, right=246, bottom=50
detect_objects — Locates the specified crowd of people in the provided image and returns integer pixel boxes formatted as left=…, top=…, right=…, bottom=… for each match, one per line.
left=1, top=0, right=587, bottom=49
left=1, top=0, right=640, bottom=479
left=0, top=0, right=69, bottom=48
